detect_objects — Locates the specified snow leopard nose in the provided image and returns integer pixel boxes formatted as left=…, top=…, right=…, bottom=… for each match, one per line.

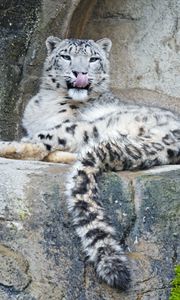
left=72, top=71, right=88, bottom=78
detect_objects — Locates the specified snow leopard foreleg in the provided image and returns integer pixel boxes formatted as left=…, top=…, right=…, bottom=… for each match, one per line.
left=0, top=141, right=48, bottom=160
left=0, top=140, right=77, bottom=163
left=0, top=120, right=98, bottom=162
left=32, top=120, right=101, bottom=153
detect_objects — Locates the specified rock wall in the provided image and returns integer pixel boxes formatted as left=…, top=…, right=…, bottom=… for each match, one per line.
left=0, top=0, right=180, bottom=140
left=0, top=0, right=81, bottom=140
left=0, top=158, right=179, bottom=300
left=89, top=1, right=180, bottom=96
left=71, top=0, right=180, bottom=112
left=0, top=0, right=41, bottom=140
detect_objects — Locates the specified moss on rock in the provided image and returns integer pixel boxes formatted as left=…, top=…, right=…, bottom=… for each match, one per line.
left=169, top=265, right=180, bottom=300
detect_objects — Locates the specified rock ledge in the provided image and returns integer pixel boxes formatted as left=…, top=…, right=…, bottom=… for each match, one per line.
left=0, top=158, right=179, bottom=300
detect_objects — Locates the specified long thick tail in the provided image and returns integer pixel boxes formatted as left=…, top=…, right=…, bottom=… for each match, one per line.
left=66, top=135, right=180, bottom=289
left=66, top=141, right=131, bottom=290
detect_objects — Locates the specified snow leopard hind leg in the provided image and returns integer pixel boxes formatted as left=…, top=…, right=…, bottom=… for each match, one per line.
left=66, top=135, right=180, bottom=290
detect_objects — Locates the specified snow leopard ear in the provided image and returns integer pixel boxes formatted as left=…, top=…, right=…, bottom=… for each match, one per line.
left=96, top=38, right=112, bottom=57
left=46, top=36, right=62, bottom=55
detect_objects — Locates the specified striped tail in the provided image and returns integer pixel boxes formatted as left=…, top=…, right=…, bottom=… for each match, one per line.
left=66, top=142, right=130, bottom=290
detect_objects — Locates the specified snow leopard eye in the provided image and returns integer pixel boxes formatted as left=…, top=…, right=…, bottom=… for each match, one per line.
left=89, top=57, right=100, bottom=63
left=61, top=55, right=71, bottom=61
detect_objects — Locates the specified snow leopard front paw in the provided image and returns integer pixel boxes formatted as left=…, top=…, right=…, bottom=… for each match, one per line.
left=0, top=141, right=48, bottom=160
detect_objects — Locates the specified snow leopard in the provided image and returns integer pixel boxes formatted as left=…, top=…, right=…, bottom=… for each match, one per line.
left=0, top=36, right=180, bottom=290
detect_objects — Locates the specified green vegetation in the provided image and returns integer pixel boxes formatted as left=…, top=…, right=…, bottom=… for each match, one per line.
left=169, top=265, right=180, bottom=300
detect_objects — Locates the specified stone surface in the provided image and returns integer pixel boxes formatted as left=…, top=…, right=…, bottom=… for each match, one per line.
left=0, top=244, right=31, bottom=292
left=0, top=158, right=179, bottom=299
left=0, top=0, right=41, bottom=140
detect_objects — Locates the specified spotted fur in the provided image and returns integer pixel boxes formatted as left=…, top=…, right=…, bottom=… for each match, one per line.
left=0, top=36, right=180, bottom=290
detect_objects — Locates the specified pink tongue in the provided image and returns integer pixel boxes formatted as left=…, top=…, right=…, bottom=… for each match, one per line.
left=73, top=73, right=89, bottom=88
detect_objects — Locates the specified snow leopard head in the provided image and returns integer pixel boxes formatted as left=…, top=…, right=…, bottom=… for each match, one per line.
left=43, top=36, right=112, bottom=101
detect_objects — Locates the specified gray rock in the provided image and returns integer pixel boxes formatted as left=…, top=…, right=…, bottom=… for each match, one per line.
left=0, top=244, right=31, bottom=292
left=0, top=0, right=41, bottom=140
left=0, top=158, right=179, bottom=299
